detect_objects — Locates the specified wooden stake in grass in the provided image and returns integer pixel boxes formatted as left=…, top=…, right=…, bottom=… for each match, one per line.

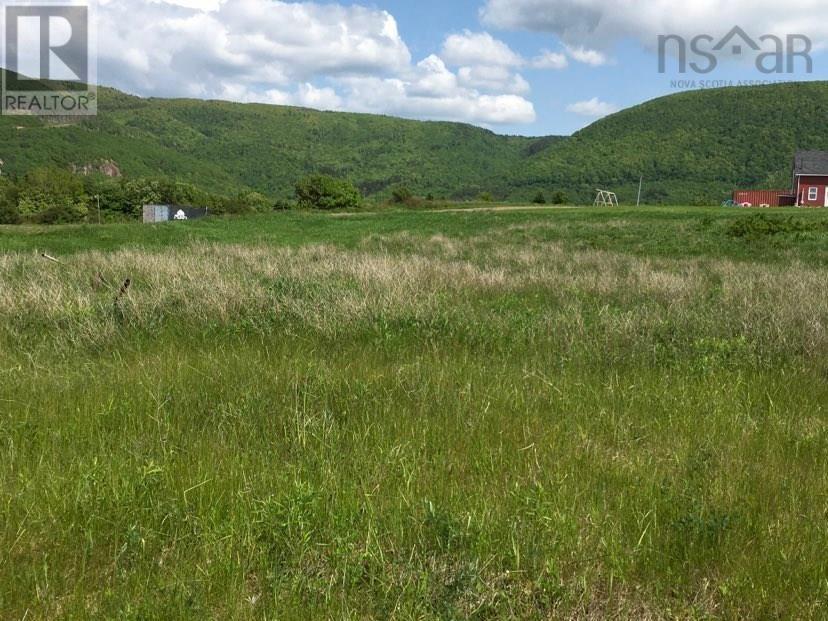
left=41, top=253, right=63, bottom=265
left=114, top=278, right=131, bottom=307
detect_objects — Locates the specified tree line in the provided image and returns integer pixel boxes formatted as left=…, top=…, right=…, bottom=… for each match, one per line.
left=0, top=167, right=282, bottom=224
left=0, top=168, right=577, bottom=225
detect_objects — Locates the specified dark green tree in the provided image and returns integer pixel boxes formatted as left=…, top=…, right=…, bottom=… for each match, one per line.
left=390, top=185, right=413, bottom=204
left=295, top=175, right=362, bottom=210
left=0, top=178, right=20, bottom=224
left=17, top=168, right=88, bottom=222
left=551, top=191, right=568, bottom=205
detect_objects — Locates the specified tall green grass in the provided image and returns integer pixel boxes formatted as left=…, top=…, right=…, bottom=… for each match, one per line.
left=2, top=207, right=828, bottom=619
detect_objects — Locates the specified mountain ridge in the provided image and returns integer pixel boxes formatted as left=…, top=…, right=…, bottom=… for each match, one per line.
left=2, top=70, right=827, bottom=204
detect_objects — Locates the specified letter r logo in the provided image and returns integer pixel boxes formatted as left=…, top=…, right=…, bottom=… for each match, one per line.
left=5, top=4, right=88, bottom=84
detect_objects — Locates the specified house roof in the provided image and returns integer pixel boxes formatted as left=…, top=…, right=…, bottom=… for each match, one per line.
left=794, top=151, right=828, bottom=176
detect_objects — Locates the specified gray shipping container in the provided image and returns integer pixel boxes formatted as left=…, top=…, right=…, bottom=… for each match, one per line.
left=143, top=205, right=209, bottom=223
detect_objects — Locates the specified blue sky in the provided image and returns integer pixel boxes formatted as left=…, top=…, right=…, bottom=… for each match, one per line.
left=368, top=0, right=828, bottom=135
left=90, top=0, right=828, bottom=136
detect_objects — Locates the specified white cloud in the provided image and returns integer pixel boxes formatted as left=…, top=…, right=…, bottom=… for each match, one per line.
left=566, top=97, right=618, bottom=117
left=151, top=0, right=224, bottom=9
left=457, top=65, right=531, bottom=95
left=564, top=45, right=610, bottom=66
left=441, top=30, right=524, bottom=67
left=532, top=49, right=568, bottom=69
left=473, top=94, right=537, bottom=124
left=97, top=0, right=411, bottom=98
left=340, top=56, right=536, bottom=124
left=438, top=31, right=533, bottom=98
left=293, top=84, right=344, bottom=110
left=407, top=55, right=460, bottom=97
left=480, top=0, right=828, bottom=50
left=208, top=82, right=342, bottom=110
left=92, top=0, right=537, bottom=126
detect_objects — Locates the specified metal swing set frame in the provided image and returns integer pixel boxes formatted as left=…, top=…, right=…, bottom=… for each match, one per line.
left=593, top=189, right=619, bottom=208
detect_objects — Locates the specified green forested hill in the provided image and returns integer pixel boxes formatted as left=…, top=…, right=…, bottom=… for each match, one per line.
left=2, top=72, right=827, bottom=204
left=0, top=78, right=541, bottom=201
left=513, top=82, right=828, bottom=204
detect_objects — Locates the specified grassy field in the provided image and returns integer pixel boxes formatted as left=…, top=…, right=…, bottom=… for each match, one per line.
left=2, top=206, right=828, bottom=619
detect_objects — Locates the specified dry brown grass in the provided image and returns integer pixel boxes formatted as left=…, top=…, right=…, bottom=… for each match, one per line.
left=1, top=233, right=826, bottom=362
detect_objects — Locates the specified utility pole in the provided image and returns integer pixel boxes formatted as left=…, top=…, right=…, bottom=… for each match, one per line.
left=96, top=194, right=101, bottom=224
left=636, top=176, right=643, bottom=207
